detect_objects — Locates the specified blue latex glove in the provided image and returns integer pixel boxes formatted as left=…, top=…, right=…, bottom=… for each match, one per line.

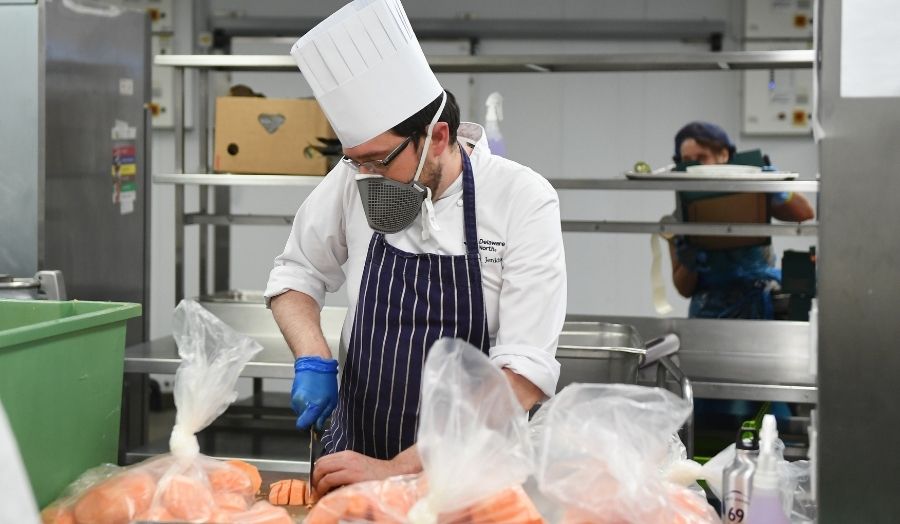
left=291, top=356, right=338, bottom=431
left=770, top=191, right=793, bottom=206
left=674, top=236, right=710, bottom=273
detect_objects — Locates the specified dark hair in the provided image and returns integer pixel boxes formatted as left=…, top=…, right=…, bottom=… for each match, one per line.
left=391, top=90, right=460, bottom=145
left=688, top=136, right=731, bottom=157
left=673, top=121, right=736, bottom=163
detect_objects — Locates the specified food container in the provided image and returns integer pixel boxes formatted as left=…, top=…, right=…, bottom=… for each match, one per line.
left=556, top=321, right=646, bottom=391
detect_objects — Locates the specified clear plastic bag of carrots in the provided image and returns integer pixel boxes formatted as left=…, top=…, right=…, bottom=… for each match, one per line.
left=530, top=383, right=719, bottom=524
left=305, top=339, right=543, bottom=524
left=40, top=300, right=292, bottom=524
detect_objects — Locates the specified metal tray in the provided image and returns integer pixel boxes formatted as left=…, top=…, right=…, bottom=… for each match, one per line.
left=556, top=321, right=646, bottom=390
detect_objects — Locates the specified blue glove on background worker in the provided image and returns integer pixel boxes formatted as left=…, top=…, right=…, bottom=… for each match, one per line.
left=291, top=356, right=338, bottom=430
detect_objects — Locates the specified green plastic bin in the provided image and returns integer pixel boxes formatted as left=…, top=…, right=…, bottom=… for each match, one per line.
left=0, top=299, right=142, bottom=508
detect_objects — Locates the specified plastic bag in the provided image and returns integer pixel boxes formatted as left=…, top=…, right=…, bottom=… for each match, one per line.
left=783, top=460, right=816, bottom=523
left=531, top=383, right=718, bottom=524
left=0, top=400, right=40, bottom=524
left=305, top=338, right=542, bottom=524
left=690, top=439, right=817, bottom=522
left=41, top=300, right=292, bottom=524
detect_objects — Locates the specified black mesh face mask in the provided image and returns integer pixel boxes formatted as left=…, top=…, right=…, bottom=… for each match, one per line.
left=355, top=176, right=428, bottom=234
left=354, top=91, right=447, bottom=235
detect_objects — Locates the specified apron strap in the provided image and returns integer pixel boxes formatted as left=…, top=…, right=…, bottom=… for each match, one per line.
left=460, top=145, right=479, bottom=257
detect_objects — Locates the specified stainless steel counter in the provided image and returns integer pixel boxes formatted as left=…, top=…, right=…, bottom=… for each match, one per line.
left=127, top=309, right=816, bottom=403
left=571, top=315, right=817, bottom=403
left=126, top=335, right=295, bottom=379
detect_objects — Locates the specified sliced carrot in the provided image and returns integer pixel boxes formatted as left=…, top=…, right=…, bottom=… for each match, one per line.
left=209, top=460, right=262, bottom=497
left=276, top=480, right=290, bottom=505
left=225, top=459, right=262, bottom=494
left=214, top=491, right=250, bottom=512
left=307, top=488, right=375, bottom=524
left=667, top=485, right=718, bottom=524
left=444, top=486, right=543, bottom=524
left=40, top=506, right=75, bottom=524
left=208, top=466, right=251, bottom=496
left=161, top=474, right=215, bottom=522
left=237, top=501, right=294, bottom=524
left=133, top=506, right=176, bottom=522
left=267, top=481, right=283, bottom=505
left=73, top=471, right=156, bottom=524
left=378, top=478, right=418, bottom=517
left=288, top=479, right=306, bottom=506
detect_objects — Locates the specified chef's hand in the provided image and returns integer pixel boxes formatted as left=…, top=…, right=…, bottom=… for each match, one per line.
left=291, top=356, right=338, bottom=431
left=312, top=448, right=422, bottom=497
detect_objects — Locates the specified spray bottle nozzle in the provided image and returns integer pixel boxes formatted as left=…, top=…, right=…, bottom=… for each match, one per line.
left=753, top=414, right=781, bottom=490
left=486, top=92, right=503, bottom=122
left=759, top=413, right=777, bottom=455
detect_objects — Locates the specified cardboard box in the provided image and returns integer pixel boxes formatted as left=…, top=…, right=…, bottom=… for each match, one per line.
left=684, top=192, right=770, bottom=250
left=214, top=97, right=336, bottom=175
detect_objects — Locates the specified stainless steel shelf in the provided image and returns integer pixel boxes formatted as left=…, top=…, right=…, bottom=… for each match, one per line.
left=185, top=213, right=293, bottom=226
left=550, top=178, right=819, bottom=192
left=214, top=16, right=728, bottom=42
left=155, top=50, right=814, bottom=73
left=154, top=173, right=324, bottom=187
left=179, top=214, right=816, bottom=236
left=156, top=174, right=819, bottom=193
left=561, top=220, right=817, bottom=236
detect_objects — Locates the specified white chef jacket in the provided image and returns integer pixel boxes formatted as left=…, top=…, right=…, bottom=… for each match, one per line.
left=265, top=123, right=567, bottom=397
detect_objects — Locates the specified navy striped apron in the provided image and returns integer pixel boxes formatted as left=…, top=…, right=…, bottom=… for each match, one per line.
left=322, top=147, right=490, bottom=460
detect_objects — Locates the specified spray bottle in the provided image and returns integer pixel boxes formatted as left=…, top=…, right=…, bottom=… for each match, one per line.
left=485, top=92, right=506, bottom=157
left=746, top=415, right=790, bottom=524
left=721, top=423, right=758, bottom=524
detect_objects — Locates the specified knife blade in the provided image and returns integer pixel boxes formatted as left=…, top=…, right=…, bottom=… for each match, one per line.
left=309, top=426, right=322, bottom=500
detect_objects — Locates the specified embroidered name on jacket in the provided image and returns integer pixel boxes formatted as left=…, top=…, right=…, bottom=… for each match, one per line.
left=464, top=238, right=505, bottom=264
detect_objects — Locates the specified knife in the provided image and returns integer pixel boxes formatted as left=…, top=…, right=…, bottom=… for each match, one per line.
left=308, top=426, right=323, bottom=501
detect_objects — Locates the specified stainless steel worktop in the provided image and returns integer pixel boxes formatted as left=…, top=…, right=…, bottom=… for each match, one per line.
left=573, top=315, right=817, bottom=403
left=126, top=335, right=295, bottom=379
left=127, top=304, right=816, bottom=403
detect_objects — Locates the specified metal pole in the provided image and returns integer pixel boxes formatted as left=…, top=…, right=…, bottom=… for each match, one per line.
left=197, top=69, right=209, bottom=297
left=173, top=66, right=185, bottom=303
left=213, top=187, right=231, bottom=293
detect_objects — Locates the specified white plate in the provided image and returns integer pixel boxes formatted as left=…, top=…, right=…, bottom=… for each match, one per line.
left=686, top=164, right=763, bottom=175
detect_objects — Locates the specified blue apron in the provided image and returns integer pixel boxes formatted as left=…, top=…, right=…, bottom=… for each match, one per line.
left=321, top=146, right=490, bottom=460
left=689, top=246, right=781, bottom=319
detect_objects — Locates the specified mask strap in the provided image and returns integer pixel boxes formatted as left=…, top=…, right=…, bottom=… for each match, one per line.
left=421, top=186, right=441, bottom=241
left=413, top=91, right=448, bottom=183
left=415, top=91, right=447, bottom=241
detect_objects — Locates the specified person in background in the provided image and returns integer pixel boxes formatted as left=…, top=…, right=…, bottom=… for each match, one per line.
left=668, top=121, right=815, bottom=319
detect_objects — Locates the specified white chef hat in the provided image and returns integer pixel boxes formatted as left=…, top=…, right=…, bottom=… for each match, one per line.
left=291, top=0, right=443, bottom=148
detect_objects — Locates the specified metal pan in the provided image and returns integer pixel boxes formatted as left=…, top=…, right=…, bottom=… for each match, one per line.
left=556, top=321, right=646, bottom=390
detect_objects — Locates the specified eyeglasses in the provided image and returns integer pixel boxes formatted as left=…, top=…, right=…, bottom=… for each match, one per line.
left=341, top=134, right=416, bottom=174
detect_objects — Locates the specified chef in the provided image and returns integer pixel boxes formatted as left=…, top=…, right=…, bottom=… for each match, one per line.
left=264, top=0, right=566, bottom=496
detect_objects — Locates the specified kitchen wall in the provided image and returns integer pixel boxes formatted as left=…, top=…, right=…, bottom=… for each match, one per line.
left=149, top=0, right=818, bottom=340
